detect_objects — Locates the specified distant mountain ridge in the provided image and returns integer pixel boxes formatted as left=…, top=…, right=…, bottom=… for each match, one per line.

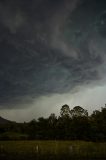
left=0, top=116, right=13, bottom=124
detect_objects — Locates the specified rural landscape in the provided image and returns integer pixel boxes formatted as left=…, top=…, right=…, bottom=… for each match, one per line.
left=0, top=0, right=106, bottom=159
left=0, top=104, right=106, bottom=159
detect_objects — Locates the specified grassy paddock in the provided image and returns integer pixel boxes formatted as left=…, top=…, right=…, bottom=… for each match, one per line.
left=0, top=140, right=106, bottom=160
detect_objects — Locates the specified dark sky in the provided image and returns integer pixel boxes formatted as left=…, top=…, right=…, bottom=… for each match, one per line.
left=0, top=0, right=106, bottom=121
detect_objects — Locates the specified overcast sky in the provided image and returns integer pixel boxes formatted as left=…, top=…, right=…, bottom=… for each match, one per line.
left=0, top=0, right=106, bottom=122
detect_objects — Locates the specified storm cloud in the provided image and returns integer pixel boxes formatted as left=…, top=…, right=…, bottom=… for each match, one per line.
left=0, top=0, right=106, bottom=109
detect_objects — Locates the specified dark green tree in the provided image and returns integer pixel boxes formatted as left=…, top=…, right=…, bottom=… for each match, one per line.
left=60, top=104, right=71, bottom=118
left=70, top=106, right=88, bottom=118
left=48, top=113, right=57, bottom=125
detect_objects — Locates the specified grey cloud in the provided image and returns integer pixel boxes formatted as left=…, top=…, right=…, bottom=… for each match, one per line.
left=0, top=2, right=26, bottom=33
left=0, top=0, right=106, bottom=109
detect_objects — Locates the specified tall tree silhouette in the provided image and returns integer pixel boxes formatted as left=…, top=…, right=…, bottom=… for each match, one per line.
left=70, top=106, right=88, bottom=118
left=60, top=104, right=71, bottom=118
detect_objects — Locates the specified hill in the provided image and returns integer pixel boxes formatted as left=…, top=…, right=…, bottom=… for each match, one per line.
left=0, top=116, right=12, bottom=124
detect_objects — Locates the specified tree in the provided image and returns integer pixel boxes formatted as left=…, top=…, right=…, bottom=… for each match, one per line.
left=70, top=106, right=88, bottom=118
left=60, top=104, right=71, bottom=118
left=48, top=113, right=57, bottom=125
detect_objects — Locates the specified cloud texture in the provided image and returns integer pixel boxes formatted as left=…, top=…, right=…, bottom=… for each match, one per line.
left=0, top=0, right=106, bottom=109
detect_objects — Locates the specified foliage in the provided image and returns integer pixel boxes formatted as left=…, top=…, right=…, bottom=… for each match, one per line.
left=60, top=104, right=71, bottom=118
left=70, top=106, right=88, bottom=118
left=0, top=104, right=106, bottom=141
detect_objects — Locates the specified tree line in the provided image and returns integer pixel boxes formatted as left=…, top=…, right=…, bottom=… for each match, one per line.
left=0, top=104, right=106, bottom=141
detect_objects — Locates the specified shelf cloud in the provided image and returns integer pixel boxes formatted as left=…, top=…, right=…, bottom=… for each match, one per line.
left=0, top=0, right=106, bottom=113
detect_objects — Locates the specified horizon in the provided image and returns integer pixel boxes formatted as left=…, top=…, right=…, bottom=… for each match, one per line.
left=1, top=101, right=106, bottom=123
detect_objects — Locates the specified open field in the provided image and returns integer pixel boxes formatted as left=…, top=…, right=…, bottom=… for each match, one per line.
left=0, top=140, right=106, bottom=160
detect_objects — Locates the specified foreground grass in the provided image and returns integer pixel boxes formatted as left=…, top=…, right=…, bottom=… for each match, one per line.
left=0, top=140, right=106, bottom=160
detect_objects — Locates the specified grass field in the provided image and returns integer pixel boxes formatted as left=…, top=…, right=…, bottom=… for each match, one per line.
left=0, top=140, right=106, bottom=160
